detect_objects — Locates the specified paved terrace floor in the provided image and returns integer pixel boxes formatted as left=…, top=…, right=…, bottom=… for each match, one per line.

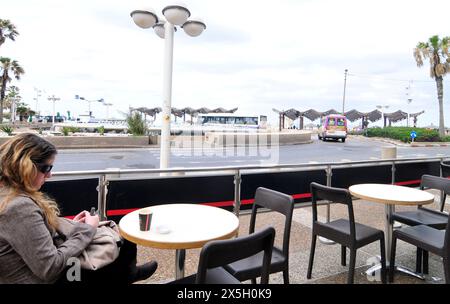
left=134, top=191, right=449, bottom=284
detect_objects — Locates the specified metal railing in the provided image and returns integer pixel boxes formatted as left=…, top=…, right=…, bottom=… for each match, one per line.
left=50, top=156, right=449, bottom=221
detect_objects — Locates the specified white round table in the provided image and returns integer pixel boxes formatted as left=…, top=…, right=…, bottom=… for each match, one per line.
left=349, top=183, right=434, bottom=280
left=119, top=203, right=239, bottom=279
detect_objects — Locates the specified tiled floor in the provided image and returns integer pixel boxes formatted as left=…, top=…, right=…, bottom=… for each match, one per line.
left=135, top=194, right=449, bottom=284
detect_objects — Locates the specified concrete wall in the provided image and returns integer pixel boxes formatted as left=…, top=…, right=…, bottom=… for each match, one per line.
left=0, top=136, right=150, bottom=148
left=204, top=131, right=312, bottom=147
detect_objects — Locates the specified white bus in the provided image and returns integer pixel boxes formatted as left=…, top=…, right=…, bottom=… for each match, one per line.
left=196, top=113, right=267, bottom=129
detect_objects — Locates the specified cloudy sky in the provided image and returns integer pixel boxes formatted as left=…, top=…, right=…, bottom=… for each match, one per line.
left=2, top=0, right=449, bottom=127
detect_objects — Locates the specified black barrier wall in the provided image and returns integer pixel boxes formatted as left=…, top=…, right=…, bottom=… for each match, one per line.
left=40, top=161, right=445, bottom=220
left=106, top=174, right=235, bottom=222
left=41, top=178, right=99, bottom=217
left=332, top=165, right=391, bottom=189
left=241, top=170, right=326, bottom=204
left=395, top=161, right=440, bottom=185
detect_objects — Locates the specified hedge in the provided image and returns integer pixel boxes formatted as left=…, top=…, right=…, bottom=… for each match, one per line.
left=366, top=127, right=441, bottom=143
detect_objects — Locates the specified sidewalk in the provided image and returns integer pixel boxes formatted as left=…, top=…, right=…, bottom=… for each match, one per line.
left=134, top=194, right=449, bottom=284
left=350, top=135, right=450, bottom=148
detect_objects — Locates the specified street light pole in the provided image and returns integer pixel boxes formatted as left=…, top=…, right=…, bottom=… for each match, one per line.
left=47, top=95, right=60, bottom=125
left=376, top=105, right=389, bottom=128
left=33, top=87, right=42, bottom=115
left=406, top=81, right=412, bottom=127
left=161, top=21, right=175, bottom=169
left=75, top=95, right=103, bottom=118
left=11, top=96, right=17, bottom=124
left=342, top=69, right=348, bottom=115
left=103, top=102, right=113, bottom=119
left=131, top=5, right=206, bottom=169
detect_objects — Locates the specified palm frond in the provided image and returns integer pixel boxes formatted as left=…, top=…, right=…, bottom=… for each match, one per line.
left=0, top=19, right=19, bottom=46
left=413, top=48, right=424, bottom=66
left=429, top=35, right=440, bottom=49
left=436, top=63, right=446, bottom=77
left=430, top=67, right=435, bottom=78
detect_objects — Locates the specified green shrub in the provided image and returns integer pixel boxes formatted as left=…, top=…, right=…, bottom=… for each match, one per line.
left=62, top=127, right=70, bottom=136
left=366, top=127, right=440, bottom=143
left=443, top=136, right=450, bottom=142
left=0, top=125, right=13, bottom=136
left=126, top=112, right=147, bottom=136
left=97, top=125, right=105, bottom=135
left=62, top=126, right=79, bottom=136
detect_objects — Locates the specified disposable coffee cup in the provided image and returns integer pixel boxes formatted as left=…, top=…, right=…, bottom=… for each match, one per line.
left=139, top=209, right=153, bottom=231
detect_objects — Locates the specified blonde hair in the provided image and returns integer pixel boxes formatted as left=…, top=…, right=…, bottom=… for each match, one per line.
left=0, top=133, right=59, bottom=230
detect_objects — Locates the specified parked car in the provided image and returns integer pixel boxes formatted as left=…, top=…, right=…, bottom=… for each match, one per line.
left=318, top=114, right=348, bottom=142
left=41, top=115, right=66, bottom=123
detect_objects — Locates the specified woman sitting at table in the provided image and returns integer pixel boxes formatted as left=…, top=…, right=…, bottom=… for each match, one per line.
left=0, top=133, right=157, bottom=284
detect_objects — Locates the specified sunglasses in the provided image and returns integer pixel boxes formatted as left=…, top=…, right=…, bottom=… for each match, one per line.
left=36, top=163, right=53, bottom=174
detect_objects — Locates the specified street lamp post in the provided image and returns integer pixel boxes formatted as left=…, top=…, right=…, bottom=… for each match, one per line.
left=376, top=105, right=389, bottom=128
left=10, top=96, right=18, bottom=124
left=33, top=87, right=42, bottom=115
left=47, top=95, right=60, bottom=125
left=342, top=69, right=348, bottom=114
left=103, top=102, right=113, bottom=119
left=75, top=95, right=104, bottom=117
left=406, top=81, right=412, bottom=127
left=130, top=4, right=206, bottom=169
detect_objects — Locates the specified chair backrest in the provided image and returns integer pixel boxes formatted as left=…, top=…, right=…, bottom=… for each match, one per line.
left=195, top=226, right=275, bottom=284
left=441, top=162, right=450, bottom=178
left=310, top=182, right=356, bottom=239
left=420, top=174, right=450, bottom=212
left=444, top=204, right=450, bottom=252
left=249, top=187, right=294, bottom=257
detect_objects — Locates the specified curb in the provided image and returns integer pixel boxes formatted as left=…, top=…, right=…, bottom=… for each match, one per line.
left=350, top=135, right=450, bottom=147
left=410, top=143, right=450, bottom=148
left=57, top=145, right=156, bottom=150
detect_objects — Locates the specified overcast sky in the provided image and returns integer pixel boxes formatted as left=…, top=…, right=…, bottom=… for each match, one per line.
left=2, top=0, right=450, bottom=127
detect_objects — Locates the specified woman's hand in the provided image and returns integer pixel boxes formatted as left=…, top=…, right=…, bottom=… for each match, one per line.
left=73, top=211, right=89, bottom=223
left=84, top=213, right=99, bottom=228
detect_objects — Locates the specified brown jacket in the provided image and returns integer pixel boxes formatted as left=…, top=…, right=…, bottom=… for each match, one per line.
left=55, top=218, right=122, bottom=271
left=0, top=195, right=95, bottom=284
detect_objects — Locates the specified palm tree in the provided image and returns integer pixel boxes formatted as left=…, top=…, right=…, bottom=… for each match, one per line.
left=4, top=85, right=20, bottom=109
left=0, top=57, right=25, bottom=123
left=5, top=86, right=21, bottom=122
left=0, top=19, right=19, bottom=48
left=413, top=35, right=450, bottom=137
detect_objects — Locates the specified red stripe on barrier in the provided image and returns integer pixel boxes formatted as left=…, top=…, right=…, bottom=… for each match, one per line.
left=202, top=199, right=255, bottom=207
left=62, top=191, right=321, bottom=218
left=292, top=193, right=312, bottom=199
left=107, top=208, right=140, bottom=216
left=394, top=180, right=421, bottom=186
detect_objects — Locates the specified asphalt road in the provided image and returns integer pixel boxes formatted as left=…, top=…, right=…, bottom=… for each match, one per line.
left=53, top=136, right=450, bottom=172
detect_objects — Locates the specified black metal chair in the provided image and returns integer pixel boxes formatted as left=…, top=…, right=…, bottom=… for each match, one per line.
left=389, top=211, right=450, bottom=283
left=169, top=226, right=275, bottom=284
left=442, top=161, right=450, bottom=179
left=223, top=187, right=294, bottom=284
left=391, top=175, right=449, bottom=273
left=307, top=182, right=387, bottom=284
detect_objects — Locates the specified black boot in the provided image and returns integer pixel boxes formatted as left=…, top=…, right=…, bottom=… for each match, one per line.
left=128, top=260, right=158, bottom=283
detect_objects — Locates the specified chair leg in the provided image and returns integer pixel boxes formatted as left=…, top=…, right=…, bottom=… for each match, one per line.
left=341, top=245, right=346, bottom=266
left=307, top=235, right=317, bottom=279
left=251, top=278, right=257, bottom=284
left=415, top=248, right=422, bottom=273
left=379, top=237, right=387, bottom=284
left=444, top=257, right=450, bottom=284
left=283, top=270, right=289, bottom=284
left=422, top=250, right=429, bottom=274
left=389, top=236, right=397, bottom=283
left=347, top=248, right=357, bottom=284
